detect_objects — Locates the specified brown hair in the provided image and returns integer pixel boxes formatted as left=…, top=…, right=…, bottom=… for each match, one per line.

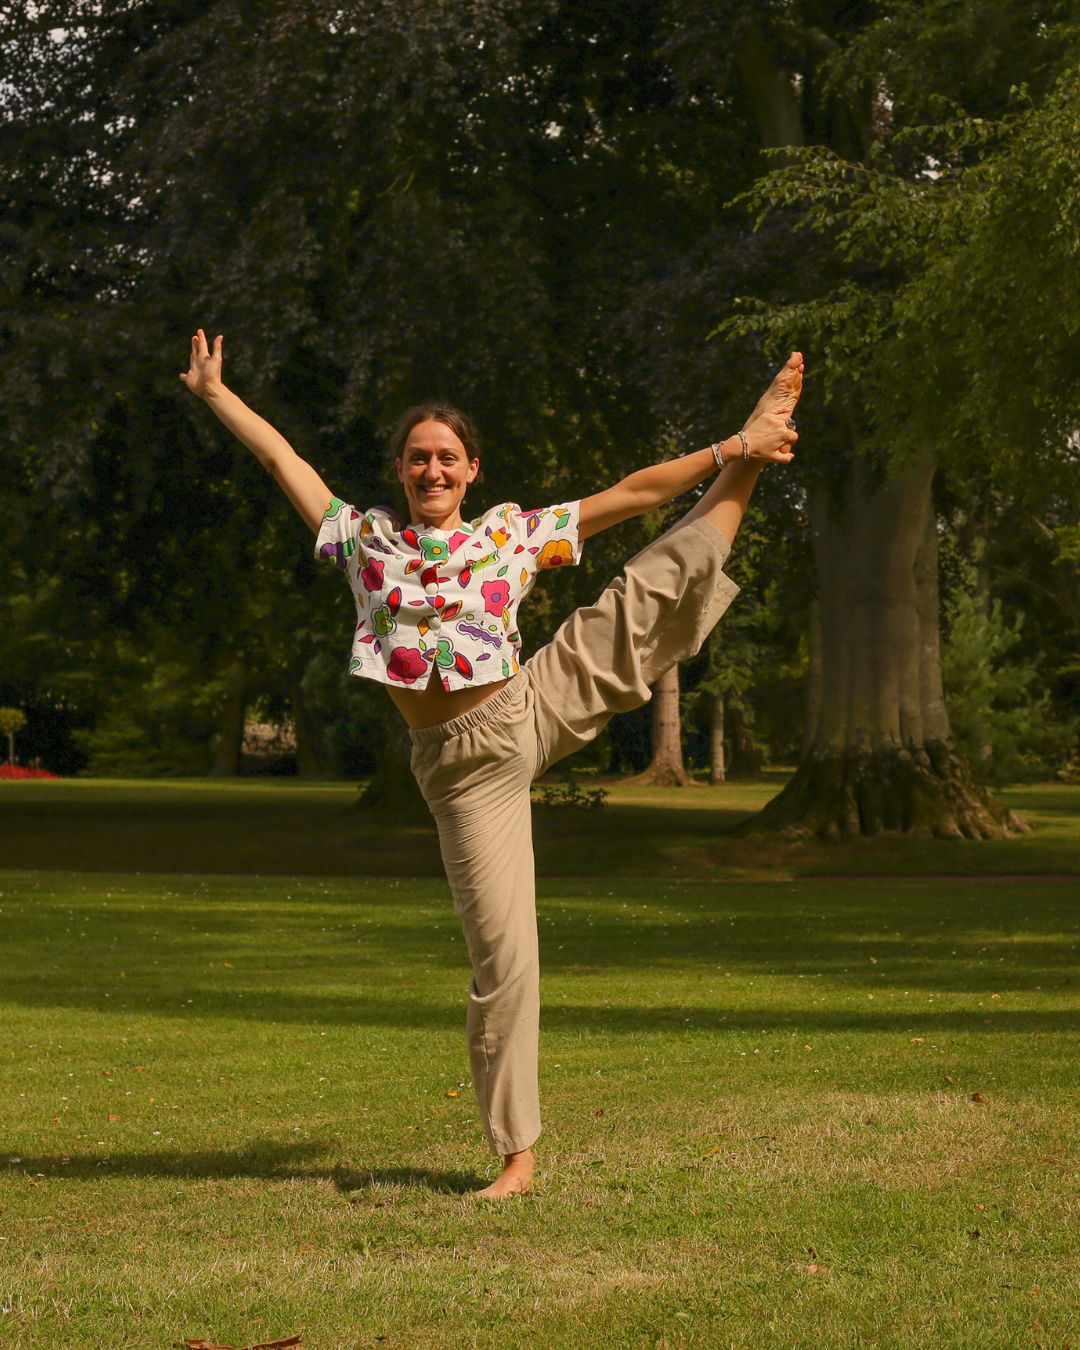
left=386, top=402, right=484, bottom=484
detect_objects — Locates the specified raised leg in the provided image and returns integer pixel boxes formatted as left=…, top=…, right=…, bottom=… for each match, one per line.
left=524, top=516, right=740, bottom=775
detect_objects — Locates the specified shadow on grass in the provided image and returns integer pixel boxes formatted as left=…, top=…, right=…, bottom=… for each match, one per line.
left=2, top=1142, right=484, bottom=1194
left=0, top=977, right=1077, bottom=1033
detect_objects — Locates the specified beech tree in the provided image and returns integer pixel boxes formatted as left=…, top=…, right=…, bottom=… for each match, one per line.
left=658, top=0, right=1074, bottom=837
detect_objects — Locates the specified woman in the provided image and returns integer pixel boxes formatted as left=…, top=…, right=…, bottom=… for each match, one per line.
left=181, top=331, right=802, bottom=1198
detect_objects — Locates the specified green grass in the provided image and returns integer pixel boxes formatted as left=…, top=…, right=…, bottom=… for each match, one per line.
left=1, top=783, right=1079, bottom=1346
left=2, top=775, right=1078, bottom=879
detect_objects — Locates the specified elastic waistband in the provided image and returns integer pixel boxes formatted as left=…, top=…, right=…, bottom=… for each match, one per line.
left=409, top=674, right=525, bottom=746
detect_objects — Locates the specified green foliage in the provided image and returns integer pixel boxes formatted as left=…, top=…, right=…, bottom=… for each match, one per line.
left=0, top=707, right=27, bottom=737
left=535, top=777, right=609, bottom=811
left=722, top=55, right=1080, bottom=480
left=72, top=648, right=230, bottom=777
left=0, top=706, right=27, bottom=763
left=942, top=544, right=1074, bottom=784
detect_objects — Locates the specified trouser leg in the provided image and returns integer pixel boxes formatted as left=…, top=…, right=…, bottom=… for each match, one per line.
left=411, top=686, right=542, bottom=1157
left=525, top=515, right=741, bottom=774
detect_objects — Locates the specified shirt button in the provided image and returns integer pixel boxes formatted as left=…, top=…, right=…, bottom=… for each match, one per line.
left=428, top=616, right=442, bottom=632
left=424, top=582, right=438, bottom=595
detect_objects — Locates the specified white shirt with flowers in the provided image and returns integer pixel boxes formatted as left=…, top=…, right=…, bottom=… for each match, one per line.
left=314, top=497, right=583, bottom=691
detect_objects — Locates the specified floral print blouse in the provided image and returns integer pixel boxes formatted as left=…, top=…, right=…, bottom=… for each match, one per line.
left=314, top=498, right=583, bottom=691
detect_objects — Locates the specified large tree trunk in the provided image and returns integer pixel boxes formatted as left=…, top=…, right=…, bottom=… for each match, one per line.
left=709, top=692, right=726, bottom=785
left=356, top=716, right=427, bottom=816
left=208, top=665, right=245, bottom=777
left=733, top=18, right=1023, bottom=840
left=289, top=674, right=335, bottom=778
left=752, top=462, right=1026, bottom=839
left=627, top=664, right=690, bottom=787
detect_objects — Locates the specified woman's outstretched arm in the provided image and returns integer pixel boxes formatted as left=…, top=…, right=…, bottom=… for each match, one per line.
left=180, top=329, right=333, bottom=533
left=578, top=409, right=797, bottom=543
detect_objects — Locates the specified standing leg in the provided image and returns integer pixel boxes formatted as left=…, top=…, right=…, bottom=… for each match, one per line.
left=410, top=682, right=540, bottom=1196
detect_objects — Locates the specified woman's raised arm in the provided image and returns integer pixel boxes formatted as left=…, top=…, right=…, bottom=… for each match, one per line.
left=180, top=328, right=334, bottom=534
left=578, top=410, right=797, bottom=542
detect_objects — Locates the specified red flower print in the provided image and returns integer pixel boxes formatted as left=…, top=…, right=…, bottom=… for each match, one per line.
left=360, top=557, right=385, bottom=592
left=386, top=646, right=427, bottom=684
left=481, top=579, right=511, bottom=616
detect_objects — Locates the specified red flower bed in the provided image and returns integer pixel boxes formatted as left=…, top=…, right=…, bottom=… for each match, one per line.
left=0, top=766, right=60, bottom=780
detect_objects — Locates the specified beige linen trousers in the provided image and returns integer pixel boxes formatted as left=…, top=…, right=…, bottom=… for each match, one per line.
left=409, top=515, right=740, bottom=1155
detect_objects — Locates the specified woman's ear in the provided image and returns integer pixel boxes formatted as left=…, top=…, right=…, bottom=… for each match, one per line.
left=467, top=458, right=480, bottom=483
left=394, top=456, right=404, bottom=484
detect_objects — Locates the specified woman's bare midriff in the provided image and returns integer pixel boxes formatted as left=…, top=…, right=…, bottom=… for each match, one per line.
left=385, top=663, right=511, bottom=729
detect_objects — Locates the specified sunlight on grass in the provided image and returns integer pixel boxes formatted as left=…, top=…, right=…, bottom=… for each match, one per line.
left=1, top=863, right=1077, bottom=1346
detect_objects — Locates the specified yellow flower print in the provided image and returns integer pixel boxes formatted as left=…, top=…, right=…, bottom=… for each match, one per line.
left=537, top=538, right=574, bottom=569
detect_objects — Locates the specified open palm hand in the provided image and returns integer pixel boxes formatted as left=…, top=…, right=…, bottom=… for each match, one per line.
left=179, top=328, right=223, bottom=399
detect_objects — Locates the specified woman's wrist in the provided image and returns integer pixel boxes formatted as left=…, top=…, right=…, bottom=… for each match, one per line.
left=710, top=434, right=744, bottom=470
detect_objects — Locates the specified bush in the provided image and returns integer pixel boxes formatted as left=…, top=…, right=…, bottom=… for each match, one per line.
left=943, top=550, right=1075, bottom=784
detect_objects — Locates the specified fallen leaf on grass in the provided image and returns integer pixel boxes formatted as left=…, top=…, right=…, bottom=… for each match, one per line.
left=446, top=1089, right=459, bottom=1098
left=182, top=1336, right=301, bottom=1350
left=805, top=1264, right=826, bottom=1274
left=970, top=1092, right=987, bottom=1103
left=969, top=1227, right=981, bottom=1239
left=910, top=1037, right=926, bottom=1044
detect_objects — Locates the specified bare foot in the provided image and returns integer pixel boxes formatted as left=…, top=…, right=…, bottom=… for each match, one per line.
left=743, top=350, right=804, bottom=430
left=473, top=1147, right=534, bottom=1200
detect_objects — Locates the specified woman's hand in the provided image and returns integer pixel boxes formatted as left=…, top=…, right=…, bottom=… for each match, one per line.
left=179, top=327, right=224, bottom=399
left=743, top=407, right=798, bottom=464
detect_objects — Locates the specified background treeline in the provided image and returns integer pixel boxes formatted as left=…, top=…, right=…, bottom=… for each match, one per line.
left=1, top=1, right=1077, bottom=832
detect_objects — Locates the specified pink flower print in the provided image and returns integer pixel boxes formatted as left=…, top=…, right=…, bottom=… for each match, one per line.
left=387, top=646, right=427, bottom=684
left=481, top=579, right=511, bottom=616
left=360, top=557, right=384, bottom=592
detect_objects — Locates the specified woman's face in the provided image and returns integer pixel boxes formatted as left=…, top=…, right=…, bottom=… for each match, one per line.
left=395, top=419, right=480, bottom=528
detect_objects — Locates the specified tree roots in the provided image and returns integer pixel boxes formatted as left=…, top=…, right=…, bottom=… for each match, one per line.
left=744, top=742, right=1030, bottom=841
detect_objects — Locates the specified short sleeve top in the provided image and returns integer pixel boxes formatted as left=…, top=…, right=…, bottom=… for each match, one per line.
left=314, top=497, right=583, bottom=691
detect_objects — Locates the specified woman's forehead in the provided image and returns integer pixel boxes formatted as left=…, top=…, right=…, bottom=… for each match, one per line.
left=403, top=419, right=467, bottom=455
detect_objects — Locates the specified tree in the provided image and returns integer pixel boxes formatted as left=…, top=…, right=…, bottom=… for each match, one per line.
left=723, top=31, right=1080, bottom=831
left=629, top=665, right=691, bottom=787
left=0, top=708, right=26, bottom=765
left=690, top=0, right=1075, bottom=836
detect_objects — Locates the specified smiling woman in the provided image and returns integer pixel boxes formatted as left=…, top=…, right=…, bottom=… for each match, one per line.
left=389, top=402, right=484, bottom=529
left=181, top=325, right=803, bottom=1198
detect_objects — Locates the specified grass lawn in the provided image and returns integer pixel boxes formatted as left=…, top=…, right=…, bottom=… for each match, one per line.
left=1, top=781, right=1078, bottom=1347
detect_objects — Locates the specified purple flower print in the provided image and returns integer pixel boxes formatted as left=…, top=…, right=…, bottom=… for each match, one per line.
left=481, top=579, right=511, bottom=616
left=319, top=540, right=349, bottom=572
